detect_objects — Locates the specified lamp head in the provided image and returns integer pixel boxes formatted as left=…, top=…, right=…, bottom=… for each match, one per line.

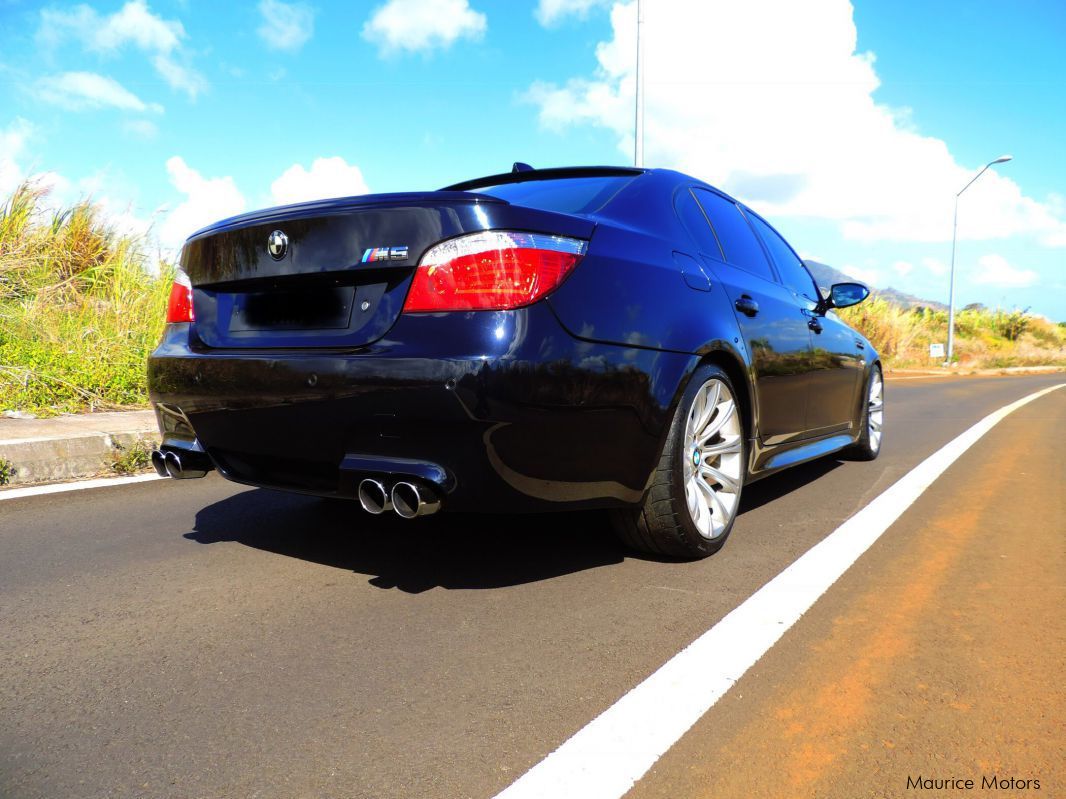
left=991, top=154, right=1013, bottom=165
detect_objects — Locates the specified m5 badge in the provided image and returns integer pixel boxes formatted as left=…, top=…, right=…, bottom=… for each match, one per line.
left=361, top=246, right=409, bottom=263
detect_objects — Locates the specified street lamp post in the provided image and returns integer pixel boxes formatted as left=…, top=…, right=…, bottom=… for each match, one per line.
left=946, top=154, right=1012, bottom=364
left=634, top=0, right=644, bottom=168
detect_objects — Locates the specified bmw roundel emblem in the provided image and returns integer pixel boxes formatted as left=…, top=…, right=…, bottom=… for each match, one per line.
left=267, top=229, right=288, bottom=260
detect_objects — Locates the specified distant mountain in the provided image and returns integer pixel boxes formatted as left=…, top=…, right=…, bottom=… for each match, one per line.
left=803, top=260, right=947, bottom=311
left=803, top=260, right=854, bottom=290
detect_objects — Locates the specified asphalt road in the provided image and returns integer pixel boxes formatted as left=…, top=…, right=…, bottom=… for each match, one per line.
left=1, top=373, right=1062, bottom=799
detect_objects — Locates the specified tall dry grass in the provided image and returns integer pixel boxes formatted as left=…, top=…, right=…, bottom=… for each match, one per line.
left=837, top=297, right=1066, bottom=368
left=0, top=182, right=172, bottom=415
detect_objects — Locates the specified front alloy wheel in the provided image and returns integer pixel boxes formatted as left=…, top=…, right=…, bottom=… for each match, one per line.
left=848, top=364, right=883, bottom=461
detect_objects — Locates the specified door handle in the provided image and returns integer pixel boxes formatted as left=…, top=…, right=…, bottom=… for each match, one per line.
left=807, top=317, right=823, bottom=333
left=855, top=339, right=866, bottom=350
left=735, top=296, right=759, bottom=317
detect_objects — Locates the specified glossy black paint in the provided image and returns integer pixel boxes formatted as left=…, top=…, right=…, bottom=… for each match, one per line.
left=147, top=166, right=879, bottom=511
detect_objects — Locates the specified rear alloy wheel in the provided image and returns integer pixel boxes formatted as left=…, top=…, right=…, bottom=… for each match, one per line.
left=847, top=365, right=883, bottom=461
left=612, top=365, right=746, bottom=559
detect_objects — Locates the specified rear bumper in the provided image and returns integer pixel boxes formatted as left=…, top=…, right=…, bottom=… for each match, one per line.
left=147, top=304, right=696, bottom=512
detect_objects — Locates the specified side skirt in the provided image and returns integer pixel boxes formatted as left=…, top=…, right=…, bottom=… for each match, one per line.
left=745, top=431, right=858, bottom=484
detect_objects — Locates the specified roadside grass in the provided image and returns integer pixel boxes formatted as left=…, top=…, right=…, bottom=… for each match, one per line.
left=837, top=298, right=1065, bottom=368
left=0, top=181, right=1062, bottom=417
left=108, top=436, right=155, bottom=475
left=0, top=182, right=172, bottom=416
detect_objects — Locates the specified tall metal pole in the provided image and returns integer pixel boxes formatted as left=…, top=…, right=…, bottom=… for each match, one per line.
left=944, top=154, right=1012, bottom=364
left=946, top=195, right=960, bottom=364
left=634, top=0, right=644, bottom=168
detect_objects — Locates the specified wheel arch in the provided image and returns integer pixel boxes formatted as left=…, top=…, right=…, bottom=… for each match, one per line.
left=698, top=348, right=756, bottom=444
left=664, top=344, right=756, bottom=446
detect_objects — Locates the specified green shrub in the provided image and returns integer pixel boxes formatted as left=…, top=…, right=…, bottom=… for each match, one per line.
left=0, top=457, right=14, bottom=485
left=0, top=181, right=172, bottom=415
left=109, top=437, right=155, bottom=474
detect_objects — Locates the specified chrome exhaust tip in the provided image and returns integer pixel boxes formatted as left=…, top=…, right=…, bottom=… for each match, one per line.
left=151, top=450, right=169, bottom=477
left=358, top=479, right=392, bottom=515
left=163, top=451, right=183, bottom=478
left=161, top=449, right=208, bottom=479
left=391, top=481, right=441, bottom=519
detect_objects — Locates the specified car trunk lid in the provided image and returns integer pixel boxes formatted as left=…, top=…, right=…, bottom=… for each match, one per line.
left=182, top=191, right=597, bottom=349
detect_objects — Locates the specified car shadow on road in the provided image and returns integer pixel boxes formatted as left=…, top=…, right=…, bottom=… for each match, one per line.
left=185, top=456, right=847, bottom=593
left=185, top=488, right=625, bottom=593
left=738, top=457, right=844, bottom=513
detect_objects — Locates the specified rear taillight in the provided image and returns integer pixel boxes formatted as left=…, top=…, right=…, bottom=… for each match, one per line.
left=402, top=231, right=587, bottom=313
left=166, top=269, right=195, bottom=323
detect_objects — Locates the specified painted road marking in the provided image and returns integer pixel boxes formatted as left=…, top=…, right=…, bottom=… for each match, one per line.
left=0, top=473, right=164, bottom=502
left=494, top=383, right=1065, bottom=799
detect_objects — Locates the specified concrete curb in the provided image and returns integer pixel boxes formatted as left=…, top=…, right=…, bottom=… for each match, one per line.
left=0, top=410, right=158, bottom=487
left=886, top=365, right=1065, bottom=378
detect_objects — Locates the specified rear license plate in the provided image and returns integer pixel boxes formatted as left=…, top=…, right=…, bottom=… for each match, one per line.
left=230, top=285, right=356, bottom=331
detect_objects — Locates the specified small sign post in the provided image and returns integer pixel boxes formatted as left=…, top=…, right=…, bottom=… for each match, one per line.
left=929, top=342, right=945, bottom=360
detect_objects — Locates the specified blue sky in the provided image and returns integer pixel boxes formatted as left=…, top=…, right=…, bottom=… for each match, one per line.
left=1, top=0, right=1063, bottom=318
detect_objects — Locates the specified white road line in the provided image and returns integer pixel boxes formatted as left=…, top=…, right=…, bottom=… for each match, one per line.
left=884, top=374, right=953, bottom=381
left=0, top=473, right=164, bottom=502
left=494, top=382, right=1065, bottom=799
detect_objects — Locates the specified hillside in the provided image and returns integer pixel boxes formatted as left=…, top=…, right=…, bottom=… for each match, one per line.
left=803, top=260, right=947, bottom=311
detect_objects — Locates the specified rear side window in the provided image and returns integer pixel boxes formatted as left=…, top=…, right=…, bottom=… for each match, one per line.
left=675, top=189, right=724, bottom=258
left=474, top=176, right=636, bottom=215
left=748, top=213, right=820, bottom=301
left=693, top=189, right=775, bottom=282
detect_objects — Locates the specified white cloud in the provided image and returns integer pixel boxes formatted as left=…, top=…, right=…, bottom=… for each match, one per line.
left=362, top=0, right=486, bottom=56
left=1, top=119, right=34, bottom=200
left=160, top=156, right=246, bottom=249
left=38, top=1, right=206, bottom=100
left=270, top=157, right=370, bottom=205
left=39, top=2, right=182, bottom=53
left=840, top=264, right=880, bottom=287
left=892, top=260, right=914, bottom=277
left=151, top=55, right=208, bottom=99
left=526, top=0, right=1066, bottom=249
left=921, top=256, right=948, bottom=277
left=536, top=0, right=611, bottom=26
left=123, top=118, right=159, bottom=139
left=258, top=0, right=315, bottom=52
left=972, top=254, right=1038, bottom=288
left=36, top=72, right=163, bottom=113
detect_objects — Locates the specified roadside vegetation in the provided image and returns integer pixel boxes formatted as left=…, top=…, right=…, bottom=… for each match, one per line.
left=108, top=436, right=155, bottom=475
left=837, top=298, right=1066, bottom=368
left=0, top=182, right=171, bottom=416
left=0, top=182, right=1063, bottom=417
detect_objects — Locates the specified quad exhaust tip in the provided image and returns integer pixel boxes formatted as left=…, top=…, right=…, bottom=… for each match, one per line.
left=391, top=481, right=441, bottom=519
left=153, top=449, right=209, bottom=479
left=357, top=479, right=393, bottom=515
left=359, top=478, right=441, bottom=518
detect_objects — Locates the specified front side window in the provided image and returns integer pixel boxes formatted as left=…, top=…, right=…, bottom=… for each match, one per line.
left=693, top=189, right=775, bottom=282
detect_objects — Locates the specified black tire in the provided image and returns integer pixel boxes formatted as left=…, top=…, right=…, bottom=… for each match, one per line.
left=611, top=364, right=746, bottom=560
left=846, top=364, right=883, bottom=461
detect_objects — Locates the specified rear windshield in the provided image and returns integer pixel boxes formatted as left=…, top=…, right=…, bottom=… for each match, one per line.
left=472, top=176, right=636, bottom=215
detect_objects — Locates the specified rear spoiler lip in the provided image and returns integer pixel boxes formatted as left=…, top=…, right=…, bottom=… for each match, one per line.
left=442, top=165, right=647, bottom=192
left=186, top=190, right=508, bottom=242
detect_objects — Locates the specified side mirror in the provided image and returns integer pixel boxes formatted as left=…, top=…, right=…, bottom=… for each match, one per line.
left=826, top=282, right=869, bottom=309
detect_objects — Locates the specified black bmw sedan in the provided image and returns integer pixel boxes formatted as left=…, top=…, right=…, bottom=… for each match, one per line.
left=147, top=165, right=882, bottom=560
